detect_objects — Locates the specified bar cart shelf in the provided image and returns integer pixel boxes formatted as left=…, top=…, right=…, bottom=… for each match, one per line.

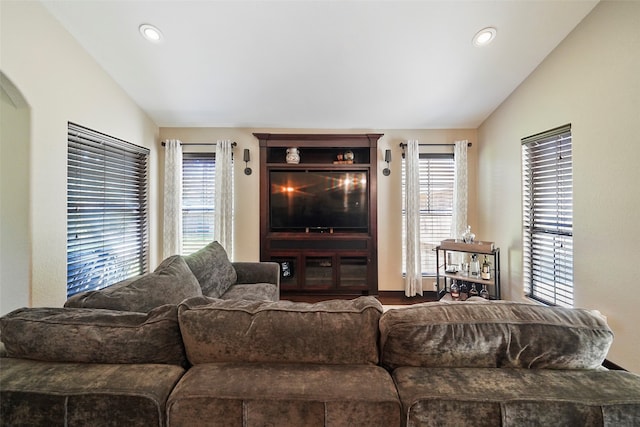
left=435, top=239, right=501, bottom=300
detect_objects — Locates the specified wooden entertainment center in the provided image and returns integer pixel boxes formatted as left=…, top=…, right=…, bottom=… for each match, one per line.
left=255, top=133, right=381, bottom=298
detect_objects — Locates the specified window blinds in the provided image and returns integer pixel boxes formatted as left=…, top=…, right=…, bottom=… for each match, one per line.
left=402, top=154, right=455, bottom=275
left=522, top=124, right=573, bottom=307
left=67, top=123, right=149, bottom=297
left=182, top=153, right=216, bottom=255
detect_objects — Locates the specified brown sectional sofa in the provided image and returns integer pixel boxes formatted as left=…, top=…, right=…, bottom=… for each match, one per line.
left=64, top=241, right=281, bottom=311
left=3, top=296, right=640, bottom=426
left=168, top=297, right=401, bottom=426
left=0, top=305, right=187, bottom=426
left=380, top=301, right=640, bottom=426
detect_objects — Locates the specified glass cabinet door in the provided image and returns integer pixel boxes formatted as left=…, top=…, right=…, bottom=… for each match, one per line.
left=338, top=257, right=368, bottom=288
left=305, top=256, right=333, bottom=287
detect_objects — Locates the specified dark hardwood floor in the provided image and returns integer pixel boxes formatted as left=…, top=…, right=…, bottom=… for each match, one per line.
left=281, top=291, right=438, bottom=305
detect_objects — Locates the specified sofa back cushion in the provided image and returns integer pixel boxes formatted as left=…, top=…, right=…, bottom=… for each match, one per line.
left=0, top=304, right=187, bottom=366
left=183, top=241, right=237, bottom=298
left=178, top=296, right=382, bottom=365
left=380, top=301, right=613, bottom=370
left=64, top=255, right=202, bottom=312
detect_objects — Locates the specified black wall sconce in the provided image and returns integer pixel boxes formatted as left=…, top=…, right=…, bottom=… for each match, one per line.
left=243, top=149, right=252, bottom=175
left=382, top=149, right=392, bottom=176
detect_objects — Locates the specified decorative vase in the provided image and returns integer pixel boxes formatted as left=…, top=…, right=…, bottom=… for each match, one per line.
left=344, top=150, right=354, bottom=162
left=462, top=225, right=475, bottom=243
left=286, top=148, right=300, bottom=164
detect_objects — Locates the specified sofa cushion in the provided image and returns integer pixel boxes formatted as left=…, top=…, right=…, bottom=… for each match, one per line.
left=64, top=255, right=202, bottom=312
left=393, top=367, right=640, bottom=427
left=178, top=296, right=382, bottom=365
left=379, top=301, right=613, bottom=370
left=0, top=358, right=185, bottom=427
left=167, top=363, right=401, bottom=427
left=220, top=283, right=278, bottom=301
left=0, top=304, right=187, bottom=366
left=183, top=241, right=237, bottom=298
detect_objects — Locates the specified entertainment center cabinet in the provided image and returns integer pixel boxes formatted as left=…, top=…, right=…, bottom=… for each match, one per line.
left=255, top=133, right=382, bottom=298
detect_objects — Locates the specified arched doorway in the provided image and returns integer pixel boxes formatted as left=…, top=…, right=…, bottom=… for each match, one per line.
left=1, top=71, right=31, bottom=314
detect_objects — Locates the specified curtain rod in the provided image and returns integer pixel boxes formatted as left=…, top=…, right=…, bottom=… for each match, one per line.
left=399, top=142, right=472, bottom=148
left=161, top=141, right=237, bottom=147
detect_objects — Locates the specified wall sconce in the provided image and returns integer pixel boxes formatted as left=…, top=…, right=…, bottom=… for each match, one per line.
left=243, top=149, right=252, bottom=175
left=382, top=149, right=391, bottom=176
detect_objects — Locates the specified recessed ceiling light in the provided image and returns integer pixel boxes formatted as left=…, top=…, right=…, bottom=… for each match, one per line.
left=139, top=24, right=163, bottom=43
left=473, top=27, right=496, bottom=47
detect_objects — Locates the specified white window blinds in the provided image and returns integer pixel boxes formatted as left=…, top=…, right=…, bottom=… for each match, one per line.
left=522, top=124, right=573, bottom=307
left=182, top=153, right=216, bottom=255
left=402, top=153, right=455, bottom=275
left=67, top=123, right=149, bottom=297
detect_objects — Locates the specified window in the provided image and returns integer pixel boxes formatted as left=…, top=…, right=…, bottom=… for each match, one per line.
left=522, top=124, right=573, bottom=307
left=182, top=153, right=216, bottom=255
left=402, top=153, right=455, bottom=275
left=67, top=123, right=149, bottom=297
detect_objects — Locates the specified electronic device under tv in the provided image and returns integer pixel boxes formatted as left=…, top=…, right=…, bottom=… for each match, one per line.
left=269, top=170, right=369, bottom=231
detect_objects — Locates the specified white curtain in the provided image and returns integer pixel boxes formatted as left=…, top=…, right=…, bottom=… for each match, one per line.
left=404, top=139, right=423, bottom=297
left=214, top=139, right=234, bottom=257
left=451, top=140, right=469, bottom=241
left=162, top=139, right=183, bottom=258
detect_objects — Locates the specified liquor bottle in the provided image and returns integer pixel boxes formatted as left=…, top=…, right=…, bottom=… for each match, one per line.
left=459, top=281, right=469, bottom=301
left=450, top=281, right=460, bottom=300
left=470, top=283, right=479, bottom=297
left=480, top=284, right=490, bottom=299
left=481, top=256, right=491, bottom=280
left=470, top=254, right=480, bottom=277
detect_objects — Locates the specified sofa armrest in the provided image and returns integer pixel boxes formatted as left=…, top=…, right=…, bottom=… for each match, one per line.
left=232, top=262, right=280, bottom=288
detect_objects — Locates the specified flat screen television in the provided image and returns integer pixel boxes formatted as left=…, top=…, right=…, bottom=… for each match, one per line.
left=269, top=170, right=369, bottom=231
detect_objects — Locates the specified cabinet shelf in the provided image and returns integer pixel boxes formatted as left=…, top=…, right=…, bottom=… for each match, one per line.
left=441, top=271, right=496, bottom=287
left=266, top=163, right=371, bottom=168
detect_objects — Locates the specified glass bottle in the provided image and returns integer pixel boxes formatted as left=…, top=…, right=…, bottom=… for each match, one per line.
left=450, top=281, right=460, bottom=300
left=462, top=225, right=475, bottom=243
left=459, top=281, right=469, bottom=301
left=470, top=283, right=479, bottom=297
left=480, top=284, right=490, bottom=299
left=470, top=254, right=480, bottom=277
left=481, top=256, right=491, bottom=280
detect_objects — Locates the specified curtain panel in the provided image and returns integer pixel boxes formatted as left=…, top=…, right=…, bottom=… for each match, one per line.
left=404, top=139, right=423, bottom=297
left=451, top=140, right=469, bottom=241
left=162, top=139, right=183, bottom=258
left=214, top=139, right=234, bottom=257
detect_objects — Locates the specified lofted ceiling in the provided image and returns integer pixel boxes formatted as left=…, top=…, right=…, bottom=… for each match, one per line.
left=41, top=0, right=599, bottom=129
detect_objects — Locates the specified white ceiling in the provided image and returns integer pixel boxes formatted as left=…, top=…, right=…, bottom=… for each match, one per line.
left=41, top=0, right=599, bottom=129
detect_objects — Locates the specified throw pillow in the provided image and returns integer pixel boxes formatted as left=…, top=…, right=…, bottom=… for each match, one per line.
left=183, top=241, right=237, bottom=298
left=65, top=255, right=202, bottom=312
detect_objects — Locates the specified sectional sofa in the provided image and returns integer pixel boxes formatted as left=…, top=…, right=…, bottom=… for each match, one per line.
left=2, top=295, right=640, bottom=426
left=64, top=241, right=280, bottom=311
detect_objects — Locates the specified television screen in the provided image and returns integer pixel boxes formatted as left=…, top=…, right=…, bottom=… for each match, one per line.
left=270, top=170, right=368, bottom=231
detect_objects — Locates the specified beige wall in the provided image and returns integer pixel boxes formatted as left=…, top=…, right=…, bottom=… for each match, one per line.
left=0, top=1, right=160, bottom=313
left=159, top=127, right=477, bottom=292
left=478, top=1, right=640, bottom=372
left=1, top=74, right=31, bottom=314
